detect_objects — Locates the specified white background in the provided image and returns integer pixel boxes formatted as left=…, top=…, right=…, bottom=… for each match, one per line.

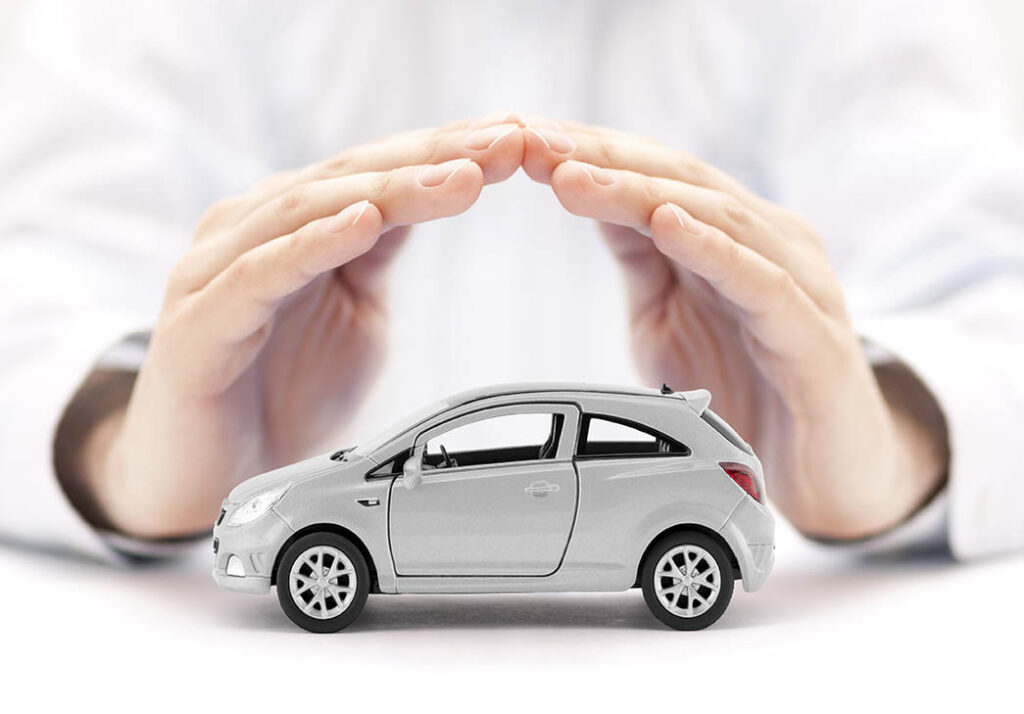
left=1, top=1, right=1023, bottom=710
left=2, top=521, right=1019, bottom=711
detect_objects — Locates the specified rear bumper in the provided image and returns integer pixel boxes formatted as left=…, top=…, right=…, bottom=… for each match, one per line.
left=719, top=498, right=776, bottom=592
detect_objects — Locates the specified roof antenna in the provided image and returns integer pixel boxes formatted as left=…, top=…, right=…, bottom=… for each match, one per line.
left=661, top=383, right=674, bottom=395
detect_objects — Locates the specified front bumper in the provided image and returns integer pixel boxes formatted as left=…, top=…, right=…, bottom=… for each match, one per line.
left=213, top=568, right=272, bottom=594
left=211, top=506, right=294, bottom=595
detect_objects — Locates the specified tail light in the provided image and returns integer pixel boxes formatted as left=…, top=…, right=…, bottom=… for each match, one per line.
left=720, top=462, right=763, bottom=504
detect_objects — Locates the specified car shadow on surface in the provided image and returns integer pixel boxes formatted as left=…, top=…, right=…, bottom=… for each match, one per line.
left=217, top=546, right=961, bottom=633
left=354, top=591, right=664, bottom=631
left=0, top=534, right=969, bottom=635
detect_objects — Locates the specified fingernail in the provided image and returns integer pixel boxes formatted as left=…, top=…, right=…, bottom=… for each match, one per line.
left=465, top=123, right=518, bottom=151
left=668, top=203, right=702, bottom=235
left=527, top=126, right=576, bottom=155
left=567, top=159, right=614, bottom=186
left=417, top=158, right=473, bottom=188
left=327, top=200, right=370, bottom=232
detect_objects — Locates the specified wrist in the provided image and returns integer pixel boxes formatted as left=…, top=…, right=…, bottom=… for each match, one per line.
left=778, top=351, right=949, bottom=541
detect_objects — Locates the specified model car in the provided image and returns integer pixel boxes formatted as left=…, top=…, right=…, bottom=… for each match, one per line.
left=212, top=382, right=774, bottom=632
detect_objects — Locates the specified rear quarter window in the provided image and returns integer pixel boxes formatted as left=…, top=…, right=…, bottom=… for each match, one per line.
left=577, top=414, right=690, bottom=458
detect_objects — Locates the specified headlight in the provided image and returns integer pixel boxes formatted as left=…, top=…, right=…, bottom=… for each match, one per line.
left=225, top=485, right=289, bottom=526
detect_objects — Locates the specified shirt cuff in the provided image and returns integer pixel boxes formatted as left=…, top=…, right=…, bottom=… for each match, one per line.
left=855, top=310, right=1024, bottom=559
left=0, top=312, right=179, bottom=564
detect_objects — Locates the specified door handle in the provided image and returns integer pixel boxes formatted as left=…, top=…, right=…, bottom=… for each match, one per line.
left=524, top=481, right=560, bottom=497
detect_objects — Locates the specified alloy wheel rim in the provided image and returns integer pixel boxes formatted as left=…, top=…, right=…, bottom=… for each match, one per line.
left=289, top=545, right=357, bottom=620
left=654, top=544, right=721, bottom=618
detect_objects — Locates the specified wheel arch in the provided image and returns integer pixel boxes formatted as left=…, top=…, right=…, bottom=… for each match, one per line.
left=633, top=523, right=740, bottom=588
left=271, top=523, right=379, bottom=593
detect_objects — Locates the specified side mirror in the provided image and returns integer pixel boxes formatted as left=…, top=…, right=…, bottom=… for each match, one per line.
left=402, top=456, right=423, bottom=490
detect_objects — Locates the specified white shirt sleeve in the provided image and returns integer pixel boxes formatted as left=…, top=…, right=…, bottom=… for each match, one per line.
left=762, top=0, right=1024, bottom=559
left=0, top=1, right=273, bottom=561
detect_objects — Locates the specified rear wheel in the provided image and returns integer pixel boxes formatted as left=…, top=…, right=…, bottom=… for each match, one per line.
left=641, top=532, right=734, bottom=630
left=275, top=532, right=369, bottom=633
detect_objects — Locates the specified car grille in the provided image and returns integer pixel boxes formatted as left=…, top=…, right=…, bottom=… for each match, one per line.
left=216, top=508, right=225, bottom=526
left=213, top=537, right=219, bottom=554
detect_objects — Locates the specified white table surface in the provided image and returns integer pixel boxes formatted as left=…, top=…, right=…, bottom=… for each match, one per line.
left=2, top=519, right=1020, bottom=712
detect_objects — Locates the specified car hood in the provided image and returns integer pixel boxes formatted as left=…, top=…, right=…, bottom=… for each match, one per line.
left=227, top=451, right=366, bottom=504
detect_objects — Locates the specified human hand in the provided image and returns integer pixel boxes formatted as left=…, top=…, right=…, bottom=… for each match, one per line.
left=73, top=114, right=525, bottom=538
left=522, top=118, right=948, bottom=538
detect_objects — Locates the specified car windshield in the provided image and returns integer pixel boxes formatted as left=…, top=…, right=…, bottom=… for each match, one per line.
left=353, top=399, right=451, bottom=457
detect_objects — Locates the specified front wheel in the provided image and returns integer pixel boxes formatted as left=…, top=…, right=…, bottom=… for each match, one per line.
left=641, top=532, right=735, bottom=630
left=275, top=532, right=369, bottom=633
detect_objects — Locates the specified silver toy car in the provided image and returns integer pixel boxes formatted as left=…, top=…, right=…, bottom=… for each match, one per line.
left=212, top=383, right=774, bottom=632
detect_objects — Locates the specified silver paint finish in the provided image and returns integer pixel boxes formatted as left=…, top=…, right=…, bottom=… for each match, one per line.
left=212, top=383, right=774, bottom=602
left=389, top=459, right=578, bottom=576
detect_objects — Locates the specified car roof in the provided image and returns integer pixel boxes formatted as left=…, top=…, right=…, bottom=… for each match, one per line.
left=443, top=382, right=711, bottom=414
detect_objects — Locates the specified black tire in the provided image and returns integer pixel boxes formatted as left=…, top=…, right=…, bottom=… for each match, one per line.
left=275, top=532, right=370, bottom=633
left=641, top=531, right=735, bottom=631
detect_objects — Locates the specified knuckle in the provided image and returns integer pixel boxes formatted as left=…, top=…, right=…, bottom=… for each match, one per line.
left=368, top=170, right=395, bottom=201
left=421, top=133, right=446, bottom=165
left=320, top=151, right=354, bottom=176
left=275, top=184, right=308, bottom=218
left=720, top=234, right=743, bottom=269
left=640, top=178, right=668, bottom=207
left=284, top=229, right=314, bottom=276
left=769, top=268, right=799, bottom=302
left=677, top=153, right=712, bottom=185
left=720, top=195, right=751, bottom=228
left=225, top=252, right=259, bottom=290
left=596, top=137, right=623, bottom=167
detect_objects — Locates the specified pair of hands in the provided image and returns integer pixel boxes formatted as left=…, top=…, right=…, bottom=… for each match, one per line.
left=73, top=112, right=947, bottom=541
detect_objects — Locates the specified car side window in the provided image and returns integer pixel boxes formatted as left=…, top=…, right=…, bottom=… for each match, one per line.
left=424, top=412, right=564, bottom=470
left=577, top=415, right=690, bottom=458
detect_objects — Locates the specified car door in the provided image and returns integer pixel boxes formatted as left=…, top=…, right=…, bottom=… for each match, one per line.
left=389, top=403, right=580, bottom=577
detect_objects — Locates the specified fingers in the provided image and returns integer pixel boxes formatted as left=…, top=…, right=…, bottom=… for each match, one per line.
left=206, top=114, right=523, bottom=230
left=551, top=159, right=844, bottom=314
left=172, top=158, right=483, bottom=295
left=245, top=157, right=483, bottom=238
left=551, top=159, right=788, bottom=258
left=522, top=120, right=751, bottom=197
left=304, top=121, right=523, bottom=186
left=649, top=203, right=824, bottom=354
left=186, top=200, right=384, bottom=351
